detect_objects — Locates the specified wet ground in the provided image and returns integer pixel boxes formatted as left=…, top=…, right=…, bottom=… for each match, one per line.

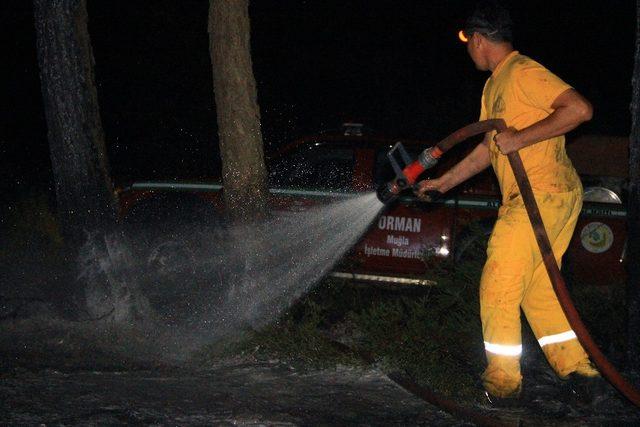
left=2, top=361, right=461, bottom=426
left=2, top=354, right=640, bottom=426
left=1, top=284, right=639, bottom=425
left=1, top=313, right=640, bottom=426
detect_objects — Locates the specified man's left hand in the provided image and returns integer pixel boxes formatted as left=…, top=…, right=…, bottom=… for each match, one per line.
left=493, top=128, right=523, bottom=154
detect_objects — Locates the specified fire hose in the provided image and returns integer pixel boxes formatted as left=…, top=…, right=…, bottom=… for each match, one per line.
left=326, top=338, right=510, bottom=427
left=377, top=118, right=640, bottom=407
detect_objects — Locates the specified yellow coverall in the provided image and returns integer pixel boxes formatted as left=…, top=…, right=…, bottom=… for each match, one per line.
left=479, top=51, right=596, bottom=398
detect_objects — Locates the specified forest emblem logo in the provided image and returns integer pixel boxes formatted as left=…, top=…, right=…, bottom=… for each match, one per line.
left=580, top=222, right=613, bottom=254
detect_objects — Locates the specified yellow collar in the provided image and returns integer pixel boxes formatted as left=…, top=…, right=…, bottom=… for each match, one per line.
left=491, top=50, right=519, bottom=78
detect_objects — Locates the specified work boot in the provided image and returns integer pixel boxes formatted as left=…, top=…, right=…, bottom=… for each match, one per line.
left=478, top=376, right=522, bottom=408
left=481, top=361, right=523, bottom=402
left=570, top=361, right=600, bottom=378
left=561, top=372, right=610, bottom=406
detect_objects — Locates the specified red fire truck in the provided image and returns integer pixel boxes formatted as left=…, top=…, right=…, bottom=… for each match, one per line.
left=118, top=124, right=627, bottom=287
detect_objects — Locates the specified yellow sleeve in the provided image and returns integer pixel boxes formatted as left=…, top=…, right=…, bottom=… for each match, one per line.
left=514, top=63, right=572, bottom=112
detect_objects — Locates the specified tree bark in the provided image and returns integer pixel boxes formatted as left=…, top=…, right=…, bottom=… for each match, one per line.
left=208, top=0, right=268, bottom=223
left=628, top=0, right=640, bottom=370
left=33, top=0, right=116, bottom=245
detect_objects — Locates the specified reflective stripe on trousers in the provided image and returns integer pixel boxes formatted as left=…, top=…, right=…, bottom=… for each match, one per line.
left=484, top=342, right=523, bottom=356
left=484, top=330, right=577, bottom=355
left=538, top=330, right=577, bottom=347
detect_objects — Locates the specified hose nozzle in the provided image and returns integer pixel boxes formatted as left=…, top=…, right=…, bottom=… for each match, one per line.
left=376, top=143, right=442, bottom=205
left=376, top=179, right=407, bottom=204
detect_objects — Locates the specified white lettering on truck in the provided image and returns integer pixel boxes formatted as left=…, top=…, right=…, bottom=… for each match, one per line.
left=386, top=234, right=409, bottom=247
left=377, top=215, right=422, bottom=233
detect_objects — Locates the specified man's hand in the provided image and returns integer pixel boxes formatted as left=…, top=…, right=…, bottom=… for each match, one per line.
left=493, top=127, right=523, bottom=154
left=415, top=178, right=444, bottom=201
left=493, top=89, right=593, bottom=153
left=413, top=140, right=491, bottom=200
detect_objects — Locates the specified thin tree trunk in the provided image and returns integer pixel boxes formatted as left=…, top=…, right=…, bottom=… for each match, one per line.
left=33, top=0, right=116, bottom=245
left=208, top=0, right=268, bottom=223
left=627, top=0, right=640, bottom=370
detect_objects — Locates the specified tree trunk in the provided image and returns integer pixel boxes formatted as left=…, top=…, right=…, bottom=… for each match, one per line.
left=33, top=0, right=116, bottom=245
left=208, top=0, right=268, bottom=223
left=628, top=0, right=640, bottom=370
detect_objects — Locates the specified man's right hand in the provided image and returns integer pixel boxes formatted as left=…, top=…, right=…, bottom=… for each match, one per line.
left=415, top=179, right=444, bottom=201
left=414, top=137, right=491, bottom=201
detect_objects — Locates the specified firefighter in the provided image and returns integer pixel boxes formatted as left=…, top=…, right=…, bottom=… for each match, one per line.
left=416, top=1, right=599, bottom=401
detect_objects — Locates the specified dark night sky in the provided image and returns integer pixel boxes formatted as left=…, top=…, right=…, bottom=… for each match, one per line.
left=1, top=0, right=636, bottom=197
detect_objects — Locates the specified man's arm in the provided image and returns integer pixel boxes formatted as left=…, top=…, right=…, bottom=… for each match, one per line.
left=493, top=88, right=593, bottom=154
left=415, top=134, right=492, bottom=198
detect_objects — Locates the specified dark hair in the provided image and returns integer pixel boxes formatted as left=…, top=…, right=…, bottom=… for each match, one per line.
left=464, top=1, right=513, bottom=43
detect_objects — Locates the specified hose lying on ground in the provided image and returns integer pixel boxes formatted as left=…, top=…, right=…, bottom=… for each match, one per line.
left=326, top=338, right=511, bottom=427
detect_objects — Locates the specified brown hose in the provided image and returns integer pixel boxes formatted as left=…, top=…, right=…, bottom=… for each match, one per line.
left=435, top=119, right=506, bottom=153
left=436, top=119, right=640, bottom=407
left=327, top=338, right=511, bottom=426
